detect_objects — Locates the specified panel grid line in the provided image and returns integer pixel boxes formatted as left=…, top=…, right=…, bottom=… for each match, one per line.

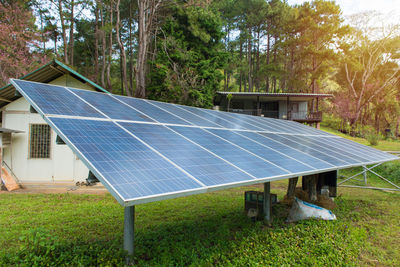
left=264, top=133, right=359, bottom=166
left=200, top=128, right=292, bottom=174
left=254, top=132, right=337, bottom=168
left=11, top=79, right=398, bottom=206
left=65, top=87, right=208, bottom=190
left=233, top=131, right=317, bottom=170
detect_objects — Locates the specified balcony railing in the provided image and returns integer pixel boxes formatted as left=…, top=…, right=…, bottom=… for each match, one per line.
left=226, top=109, right=323, bottom=122
left=228, top=109, right=280, bottom=118
left=288, top=111, right=322, bottom=122
left=229, top=109, right=262, bottom=116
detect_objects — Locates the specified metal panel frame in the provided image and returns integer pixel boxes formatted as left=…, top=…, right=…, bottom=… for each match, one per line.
left=11, top=79, right=398, bottom=207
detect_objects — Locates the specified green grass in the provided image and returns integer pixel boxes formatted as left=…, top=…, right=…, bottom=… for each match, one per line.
left=320, top=126, right=400, bottom=151
left=1, top=183, right=399, bottom=266
left=1, top=127, right=399, bottom=266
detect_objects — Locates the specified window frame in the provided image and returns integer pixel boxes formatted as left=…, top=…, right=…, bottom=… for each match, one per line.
left=28, top=123, right=52, bottom=159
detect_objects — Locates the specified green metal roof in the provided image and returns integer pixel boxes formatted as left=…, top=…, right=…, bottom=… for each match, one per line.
left=0, top=59, right=108, bottom=108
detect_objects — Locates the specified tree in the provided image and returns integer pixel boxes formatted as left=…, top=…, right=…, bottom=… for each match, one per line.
left=289, top=0, right=347, bottom=108
left=335, top=13, right=400, bottom=128
left=135, top=0, right=163, bottom=98
left=148, top=1, right=226, bottom=107
left=0, top=1, right=46, bottom=86
left=115, top=0, right=131, bottom=96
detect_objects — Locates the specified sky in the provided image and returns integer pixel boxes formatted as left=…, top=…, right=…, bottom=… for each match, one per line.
left=287, top=0, right=400, bottom=20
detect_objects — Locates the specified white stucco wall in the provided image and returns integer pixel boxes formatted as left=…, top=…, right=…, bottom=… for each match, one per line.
left=1, top=75, right=94, bottom=183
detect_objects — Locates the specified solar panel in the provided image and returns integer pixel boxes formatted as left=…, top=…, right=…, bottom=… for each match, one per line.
left=12, top=80, right=105, bottom=118
left=119, top=122, right=255, bottom=186
left=48, top=117, right=203, bottom=202
left=147, top=100, right=222, bottom=128
left=169, top=126, right=291, bottom=178
left=71, top=89, right=154, bottom=122
left=11, top=79, right=398, bottom=206
left=206, top=129, right=314, bottom=173
left=114, top=95, right=190, bottom=125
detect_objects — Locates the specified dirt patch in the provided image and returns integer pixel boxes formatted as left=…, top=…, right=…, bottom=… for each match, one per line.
left=0, top=185, right=109, bottom=195
left=281, top=188, right=337, bottom=210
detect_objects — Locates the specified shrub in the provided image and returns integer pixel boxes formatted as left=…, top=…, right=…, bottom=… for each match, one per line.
left=375, top=161, right=400, bottom=184
left=365, top=132, right=380, bottom=146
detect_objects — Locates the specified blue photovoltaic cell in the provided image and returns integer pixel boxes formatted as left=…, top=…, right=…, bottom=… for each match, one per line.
left=147, top=100, right=222, bottom=128
left=318, top=136, right=398, bottom=161
left=170, top=126, right=290, bottom=178
left=228, top=111, right=327, bottom=136
left=290, top=135, right=372, bottom=163
left=120, top=122, right=255, bottom=186
left=189, top=107, right=265, bottom=131
left=207, top=129, right=314, bottom=173
left=12, top=79, right=398, bottom=205
left=282, top=134, right=362, bottom=164
left=12, top=80, right=105, bottom=118
left=260, top=133, right=349, bottom=166
left=238, top=131, right=334, bottom=170
left=71, top=89, right=154, bottom=122
left=48, top=118, right=202, bottom=200
left=218, top=111, right=305, bottom=134
left=177, top=105, right=255, bottom=130
left=114, top=96, right=190, bottom=125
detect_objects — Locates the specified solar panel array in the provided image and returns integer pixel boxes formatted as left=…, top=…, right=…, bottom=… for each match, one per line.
left=11, top=79, right=398, bottom=206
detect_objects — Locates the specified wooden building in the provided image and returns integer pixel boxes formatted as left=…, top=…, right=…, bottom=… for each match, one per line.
left=214, top=91, right=332, bottom=125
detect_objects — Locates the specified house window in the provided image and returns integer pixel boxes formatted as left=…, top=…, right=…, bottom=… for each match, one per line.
left=29, top=124, right=51, bottom=158
left=290, top=103, right=299, bottom=113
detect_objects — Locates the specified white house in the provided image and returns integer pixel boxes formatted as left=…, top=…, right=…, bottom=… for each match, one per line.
left=0, top=60, right=109, bottom=186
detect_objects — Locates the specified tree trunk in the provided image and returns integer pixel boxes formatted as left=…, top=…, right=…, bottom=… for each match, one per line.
left=239, top=39, right=243, bottom=92
left=100, top=5, right=106, bottom=89
left=128, top=1, right=134, bottom=94
left=287, top=177, right=298, bottom=198
left=272, top=34, right=277, bottom=92
left=266, top=31, right=270, bottom=92
left=69, top=0, right=75, bottom=66
left=116, top=0, right=131, bottom=96
left=135, top=0, right=161, bottom=98
left=256, top=29, right=260, bottom=91
left=311, top=55, right=317, bottom=112
left=53, top=31, right=58, bottom=56
left=135, top=0, right=148, bottom=98
left=247, top=28, right=252, bottom=92
left=94, top=1, right=100, bottom=83
left=58, top=0, right=68, bottom=64
left=106, top=2, right=113, bottom=92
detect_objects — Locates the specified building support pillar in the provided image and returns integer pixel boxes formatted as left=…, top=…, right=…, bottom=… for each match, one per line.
left=124, top=205, right=135, bottom=265
left=286, top=96, right=290, bottom=119
left=263, top=182, right=271, bottom=224
left=316, top=97, right=320, bottom=129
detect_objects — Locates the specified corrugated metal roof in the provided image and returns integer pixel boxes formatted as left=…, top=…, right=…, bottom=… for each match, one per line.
left=216, top=91, right=333, bottom=98
left=0, top=59, right=108, bottom=108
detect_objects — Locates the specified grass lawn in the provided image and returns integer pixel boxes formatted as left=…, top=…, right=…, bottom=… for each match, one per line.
left=0, top=127, right=399, bottom=266
left=1, top=182, right=399, bottom=266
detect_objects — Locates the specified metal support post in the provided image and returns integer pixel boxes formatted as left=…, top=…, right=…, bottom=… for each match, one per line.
left=124, top=205, right=135, bottom=265
left=363, top=165, right=367, bottom=185
left=339, top=162, right=400, bottom=191
left=263, top=182, right=271, bottom=224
